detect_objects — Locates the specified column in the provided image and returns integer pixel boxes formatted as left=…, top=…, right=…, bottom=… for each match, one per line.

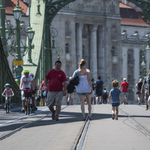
left=97, top=26, right=104, bottom=79
left=76, top=23, right=83, bottom=66
left=90, top=25, right=98, bottom=79
left=134, top=48, right=139, bottom=102
left=122, top=47, right=128, bottom=80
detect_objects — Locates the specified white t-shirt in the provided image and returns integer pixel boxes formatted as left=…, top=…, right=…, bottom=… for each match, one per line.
left=21, top=76, right=33, bottom=89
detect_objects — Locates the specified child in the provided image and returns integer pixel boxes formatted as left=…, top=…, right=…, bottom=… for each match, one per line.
left=108, top=80, right=123, bottom=120
left=102, top=88, right=109, bottom=104
left=2, top=83, right=14, bottom=108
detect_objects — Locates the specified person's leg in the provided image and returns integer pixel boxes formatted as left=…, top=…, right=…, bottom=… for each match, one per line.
left=79, top=95, right=86, bottom=118
left=42, top=98, right=45, bottom=106
left=71, top=98, right=73, bottom=104
left=116, top=106, right=119, bottom=119
left=86, top=95, right=92, bottom=117
left=112, top=106, right=115, bottom=119
left=56, top=105, right=61, bottom=116
left=138, top=94, right=140, bottom=104
left=22, top=100, right=25, bottom=108
left=146, top=99, right=148, bottom=110
left=140, top=93, right=143, bottom=104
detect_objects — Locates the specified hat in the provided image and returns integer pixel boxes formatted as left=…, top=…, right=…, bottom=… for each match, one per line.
left=30, top=73, right=34, bottom=76
left=16, top=76, right=20, bottom=79
left=123, top=78, right=126, bottom=81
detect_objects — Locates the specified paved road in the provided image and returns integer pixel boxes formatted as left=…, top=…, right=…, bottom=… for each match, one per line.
left=84, top=105, right=150, bottom=150
left=0, top=105, right=150, bottom=150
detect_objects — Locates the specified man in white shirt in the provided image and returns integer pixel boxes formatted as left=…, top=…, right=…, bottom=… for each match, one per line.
left=20, top=70, right=34, bottom=111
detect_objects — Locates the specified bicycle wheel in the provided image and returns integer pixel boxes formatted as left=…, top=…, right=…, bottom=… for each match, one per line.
left=6, top=102, right=8, bottom=114
left=7, top=101, right=10, bottom=113
left=27, top=98, right=30, bottom=115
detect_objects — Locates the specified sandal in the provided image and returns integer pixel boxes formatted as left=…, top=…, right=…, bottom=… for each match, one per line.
left=89, top=116, right=92, bottom=120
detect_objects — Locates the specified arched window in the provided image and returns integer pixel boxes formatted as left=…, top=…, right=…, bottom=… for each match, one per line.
left=65, top=22, right=70, bottom=36
left=65, top=43, right=69, bottom=53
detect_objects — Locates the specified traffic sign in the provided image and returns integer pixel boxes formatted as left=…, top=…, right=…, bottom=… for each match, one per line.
left=13, top=60, right=24, bottom=66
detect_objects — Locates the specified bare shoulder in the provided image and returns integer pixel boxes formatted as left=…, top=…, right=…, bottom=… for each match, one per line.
left=86, top=69, right=90, bottom=73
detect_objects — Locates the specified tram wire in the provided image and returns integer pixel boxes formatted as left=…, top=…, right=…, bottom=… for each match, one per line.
left=0, top=106, right=68, bottom=141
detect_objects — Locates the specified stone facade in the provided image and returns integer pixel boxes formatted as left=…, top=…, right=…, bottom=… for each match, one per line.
left=52, top=0, right=122, bottom=91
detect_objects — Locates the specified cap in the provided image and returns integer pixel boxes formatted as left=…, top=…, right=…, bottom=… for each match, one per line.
left=123, top=78, right=126, bottom=81
left=30, top=73, right=34, bottom=76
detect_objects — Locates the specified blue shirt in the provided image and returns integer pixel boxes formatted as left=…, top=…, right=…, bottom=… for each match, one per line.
left=96, top=80, right=103, bottom=91
left=110, top=88, right=121, bottom=103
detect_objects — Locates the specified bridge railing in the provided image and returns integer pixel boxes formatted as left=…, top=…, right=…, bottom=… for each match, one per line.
left=0, top=36, right=21, bottom=104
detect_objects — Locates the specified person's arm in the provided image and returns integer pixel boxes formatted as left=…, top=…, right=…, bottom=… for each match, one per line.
left=87, top=70, right=93, bottom=93
left=2, top=90, right=5, bottom=96
left=141, top=84, right=144, bottom=94
left=63, top=81, right=67, bottom=96
left=20, top=80, right=23, bottom=90
left=119, top=85, right=122, bottom=90
left=45, top=78, right=48, bottom=90
left=108, top=94, right=111, bottom=103
left=38, top=83, right=42, bottom=91
left=35, top=79, right=39, bottom=90
left=72, top=71, right=76, bottom=78
left=120, top=93, right=123, bottom=102
left=11, top=90, right=14, bottom=96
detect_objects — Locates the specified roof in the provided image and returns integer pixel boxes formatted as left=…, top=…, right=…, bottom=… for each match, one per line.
left=119, top=3, right=133, bottom=9
left=5, top=0, right=28, bottom=16
left=120, top=3, right=149, bottom=27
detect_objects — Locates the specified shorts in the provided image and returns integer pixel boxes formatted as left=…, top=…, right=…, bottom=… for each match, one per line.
left=122, top=92, right=128, bottom=97
left=77, top=92, right=91, bottom=95
left=112, top=102, right=120, bottom=107
left=67, top=93, right=74, bottom=99
left=91, top=91, right=95, bottom=98
left=96, top=90, right=102, bottom=97
left=47, top=91, right=63, bottom=107
left=42, top=91, right=47, bottom=98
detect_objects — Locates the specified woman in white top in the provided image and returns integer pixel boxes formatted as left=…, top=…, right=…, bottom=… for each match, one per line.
left=72, top=59, right=93, bottom=120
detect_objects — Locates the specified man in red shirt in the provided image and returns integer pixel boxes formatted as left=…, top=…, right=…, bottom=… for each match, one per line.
left=119, top=78, right=129, bottom=104
left=45, top=61, right=67, bottom=121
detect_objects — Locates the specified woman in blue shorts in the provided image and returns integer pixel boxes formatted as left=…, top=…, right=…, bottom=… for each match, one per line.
left=108, top=80, right=123, bottom=120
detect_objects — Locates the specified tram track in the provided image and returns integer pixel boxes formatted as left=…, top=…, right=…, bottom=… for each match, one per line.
left=120, top=108, right=150, bottom=139
left=72, top=105, right=94, bottom=150
left=0, top=106, right=68, bottom=141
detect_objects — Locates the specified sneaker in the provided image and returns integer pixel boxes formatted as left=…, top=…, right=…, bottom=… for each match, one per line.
left=51, top=110, right=55, bottom=120
left=116, top=117, right=118, bottom=120
left=67, top=102, right=69, bottom=105
left=112, top=114, right=115, bottom=120
left=55, top=115, right=59, bottom=121
left=146, top=107, right=148, bottom=111
left=21, top=108, right=25, bottom=111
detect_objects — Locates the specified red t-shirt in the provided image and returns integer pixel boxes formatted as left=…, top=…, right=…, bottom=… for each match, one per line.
left=45, top=69, right=66, bottom=91
left=120, top=81, right=129, bottom=93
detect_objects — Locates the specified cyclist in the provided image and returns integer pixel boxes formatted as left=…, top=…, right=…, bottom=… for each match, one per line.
left=2, top=83, right=14, bottom=108
left=30, top=73, right=38, bottom=110
left=20, top=70, right=34, bottom=111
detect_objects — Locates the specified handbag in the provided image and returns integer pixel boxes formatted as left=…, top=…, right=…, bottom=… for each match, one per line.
left=70, top=70, right=79, bottom=86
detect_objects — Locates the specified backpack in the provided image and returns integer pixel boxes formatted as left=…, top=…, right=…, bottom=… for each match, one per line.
left=103, top=91, right=108, bottom=99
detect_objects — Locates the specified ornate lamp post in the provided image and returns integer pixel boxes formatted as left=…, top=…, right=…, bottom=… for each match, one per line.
left=12, top=0, right=23, bottom=78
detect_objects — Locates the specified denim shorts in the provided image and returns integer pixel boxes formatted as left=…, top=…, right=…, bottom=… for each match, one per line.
left=122, top=92, right=128, bottom=97
left=77, top=92, right=91, bottom=95
left=112, top=102, right=120, bottom=107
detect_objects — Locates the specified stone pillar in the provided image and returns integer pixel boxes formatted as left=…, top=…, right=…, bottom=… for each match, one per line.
left=122, top=47, right=128, bottom=80
left=76, top=23, right=83, bottom=66
left=98, top=26, right=105, bottom=79
left=90, top=25, right=98, bottom=79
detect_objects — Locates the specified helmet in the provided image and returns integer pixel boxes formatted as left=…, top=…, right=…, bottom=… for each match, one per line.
left=5, top=83, right=10, bottom=87
left=24, top=70, right=29, bottom=74
left=15, top=76, right=20, bottom=79
left=30, top=73, right=34, bottom=76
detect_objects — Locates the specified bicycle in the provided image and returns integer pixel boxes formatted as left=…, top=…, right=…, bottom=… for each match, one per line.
left=2, top=95, right=13, bottom=114
left=24, top=89, right=32, bottom=115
